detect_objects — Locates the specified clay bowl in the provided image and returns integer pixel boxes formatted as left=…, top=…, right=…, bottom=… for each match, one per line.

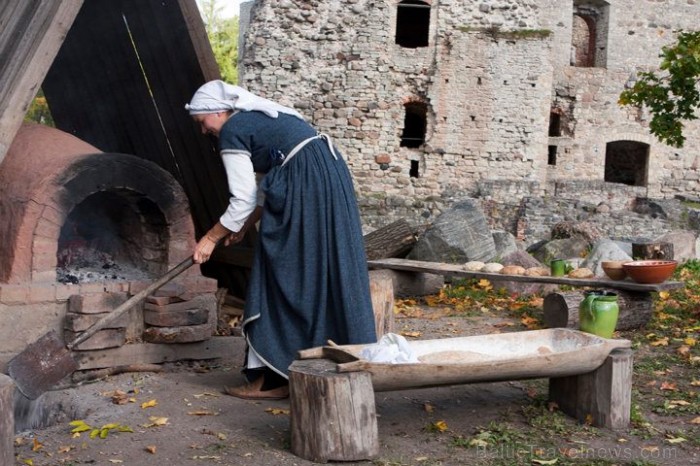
left=622, top=260, right=678, bottom=284
left=601, top=260, right=628, bottom=280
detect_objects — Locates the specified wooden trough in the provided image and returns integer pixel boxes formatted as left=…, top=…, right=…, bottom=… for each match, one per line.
left=297, top=329, right=631, bottom=391
left=290, top=329, right=634, bottom=462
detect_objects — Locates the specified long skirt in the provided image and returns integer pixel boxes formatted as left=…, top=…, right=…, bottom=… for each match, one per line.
left=241, top=138, right=377, bottom=378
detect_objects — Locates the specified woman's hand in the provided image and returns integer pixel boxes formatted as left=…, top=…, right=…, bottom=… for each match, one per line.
left=224, top=230, right=246, bottom=246
left=193, top=235, right=218, bottom=264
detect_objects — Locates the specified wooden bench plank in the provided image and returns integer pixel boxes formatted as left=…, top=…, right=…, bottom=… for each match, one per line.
left=367, top=258, right=684, bottom=292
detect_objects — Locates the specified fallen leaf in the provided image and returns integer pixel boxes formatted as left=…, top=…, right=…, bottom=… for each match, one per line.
left=641, top=446, right=659, bottom=453
left=264, top=408, right=289, bottom=415
left=532, top=459, right=558, bottom=465
left=31, top=438, right=43, bottom=452
left=217, top=433, right=227, bottom=440
left=431, top=420, right=448, bottom=432
left=650, top=337, right=669, bottom=347
left=677, top=345, right=691, bottom=358
left=193, top=392, right=220, bottom=399
left=143, top=416, right=169, bottom=428
left=669, top=400, right=691, bottom=406
left=690, top=417, right=700, bottom=424
left=107, top=460, right=123, bottom=464
left=58, top=445, right=73, bottom=453
left=690, top=380, right=700, bottom=386
left=141, top=399, right=158, bottom=409
left=666, top=436, right=686, bottom=444
left=111, top=390, right=129, bottom=405
left=684, top=337, right=697, bottom=346
left=660, top=381, right=677, bottom=391
left=401, top=331, right=422, bottom=338
left=468, top=438, right=489, bottom=448
left=145, top=445, right=157, bottom=454
left=187, top=410, right=217, bottom=416
left=424, top=403, right=434, bottom=413
left=21, top=459, right=33, bottom=466
left=584, top=414, right=594, bottom=425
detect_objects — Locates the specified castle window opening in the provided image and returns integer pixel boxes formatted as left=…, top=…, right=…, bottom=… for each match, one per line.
left=572, top=1, right=610, bottom=68
left=548, top=146, right=558, bottom=166
left=604, top=140, right=649, bottom=187
left=400, top=102, right=428, bottom=148
left=549, top=111, right=562, bottom=137
left=410, top=160, right=420, bottom=178
left=395, top=0, right=430, bottom=48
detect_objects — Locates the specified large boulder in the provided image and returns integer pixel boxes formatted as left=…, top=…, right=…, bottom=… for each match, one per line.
left=407, top=199, right=496, bottom=263
left=492, top=230, right=520, bottom=260
left=654, top=230, right=697, bottom=263
left=582, top=239, right=633, bottom=277
left=529, top=237, right=591, bottom=265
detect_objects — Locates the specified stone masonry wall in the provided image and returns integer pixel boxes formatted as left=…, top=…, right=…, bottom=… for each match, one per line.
left=238, top=0, right=700, bottom=239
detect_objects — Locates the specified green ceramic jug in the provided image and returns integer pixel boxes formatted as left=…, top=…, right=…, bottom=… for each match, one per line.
left=579, top=291, right=619, bottom=339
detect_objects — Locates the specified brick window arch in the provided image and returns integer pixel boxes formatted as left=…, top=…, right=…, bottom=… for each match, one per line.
left=395, top=0, right=430, bottom=48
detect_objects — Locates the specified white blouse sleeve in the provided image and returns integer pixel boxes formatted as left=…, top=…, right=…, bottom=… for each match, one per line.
left=220, top=149, right=258, bottom=232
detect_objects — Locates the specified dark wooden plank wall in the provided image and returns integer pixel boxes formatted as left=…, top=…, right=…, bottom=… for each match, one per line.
left=41, top=0, right=252, bottom=296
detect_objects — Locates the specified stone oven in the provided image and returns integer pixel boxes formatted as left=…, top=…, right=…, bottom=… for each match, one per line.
left=0, top=123, right=219, bottom=369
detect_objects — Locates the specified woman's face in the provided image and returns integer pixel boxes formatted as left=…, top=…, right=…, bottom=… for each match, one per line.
left=193, top=112, right=229, bottom=137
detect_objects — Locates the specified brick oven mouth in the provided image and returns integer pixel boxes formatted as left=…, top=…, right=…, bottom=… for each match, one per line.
left=56, top=189, right=169, bottom=284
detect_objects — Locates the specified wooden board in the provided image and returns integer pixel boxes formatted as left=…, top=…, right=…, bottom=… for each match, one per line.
left=73, top=336, right=244, bottom=370
left=0, top=0, right=83, bottom=163
left=367, top=258, right=684, bottom=292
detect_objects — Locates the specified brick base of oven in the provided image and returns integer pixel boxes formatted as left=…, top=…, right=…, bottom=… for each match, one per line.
left=0, top=275, right=242, bottom=373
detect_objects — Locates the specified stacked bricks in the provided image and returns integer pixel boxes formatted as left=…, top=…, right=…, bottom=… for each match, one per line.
left=64, top=292, right=130, bottom=350
left=142, top=282, right=216, bottom=344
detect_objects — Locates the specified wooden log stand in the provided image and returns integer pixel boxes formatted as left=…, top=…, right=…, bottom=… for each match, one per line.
left=0, top=374, right=14, bottom=466
left=543, top=290, right=653, bottom=331
left=549, top=348, right=633, bottom=429
left=289, top=359, right=378, bottom=463
left=288, top=349, right=633, bottom=462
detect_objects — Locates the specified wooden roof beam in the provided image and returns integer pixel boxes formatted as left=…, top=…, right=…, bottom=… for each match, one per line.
left=0, top=0, right=83, bottom=164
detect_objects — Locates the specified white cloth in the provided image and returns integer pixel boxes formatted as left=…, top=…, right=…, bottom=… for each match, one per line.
left=185, top=80, right=303, bottom=120
left=359, top=333, right=420, bottom=364
left=219, top=149, right=258, bottom=232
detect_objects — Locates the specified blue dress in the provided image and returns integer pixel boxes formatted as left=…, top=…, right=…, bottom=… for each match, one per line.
left=219, top=111, right=377, bottom=378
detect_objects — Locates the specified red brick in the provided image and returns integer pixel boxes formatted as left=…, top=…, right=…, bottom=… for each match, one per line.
left=0, top=284, right=29, bottom=305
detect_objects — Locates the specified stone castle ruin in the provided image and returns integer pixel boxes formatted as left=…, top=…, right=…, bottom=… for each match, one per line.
left=237, top=0, right=700, bottom=244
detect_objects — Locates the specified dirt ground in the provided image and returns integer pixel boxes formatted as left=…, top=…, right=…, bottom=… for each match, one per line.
left=12, top=306, right=700, bottom=466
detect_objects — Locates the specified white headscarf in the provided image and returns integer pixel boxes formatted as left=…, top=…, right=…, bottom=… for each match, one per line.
left=185, top=80, right=303, bottom=120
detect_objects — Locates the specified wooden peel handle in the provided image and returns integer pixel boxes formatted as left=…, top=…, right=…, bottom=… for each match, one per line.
left=67, top=256, right=195, bottom=349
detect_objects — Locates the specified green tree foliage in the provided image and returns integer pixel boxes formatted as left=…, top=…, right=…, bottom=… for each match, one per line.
left=619, top=30, right=700, bottom=148
left=197, top=0, right=239, bottom=84
left=24, top=89, right=55, bottom=127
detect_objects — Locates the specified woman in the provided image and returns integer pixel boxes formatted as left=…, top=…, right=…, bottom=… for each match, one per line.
left=185, top=80, right=377, bottom=400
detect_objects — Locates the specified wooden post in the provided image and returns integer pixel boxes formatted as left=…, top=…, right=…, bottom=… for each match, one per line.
left=549, top=348, right=633, bottom=429
left=632, top=242, right=673, bottom=260
left=369, top=270, right=395, bottom=338
left=289, top=359, right=378, bottom=463
left=543, top=290, right=653, bottom=331
left=0, top=374, right=15, bottom=466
